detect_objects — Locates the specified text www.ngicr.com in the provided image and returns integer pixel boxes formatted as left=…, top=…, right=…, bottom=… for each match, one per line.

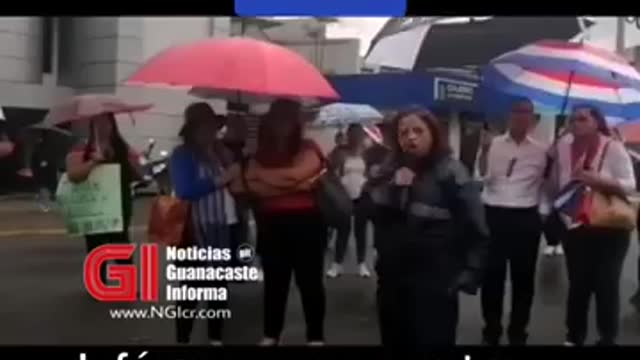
left=109, top=306, right=232, bottom=320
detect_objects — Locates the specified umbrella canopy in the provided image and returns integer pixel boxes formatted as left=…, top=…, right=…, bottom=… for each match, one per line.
left=311, top=103, right=383, bottom=128
left=482, top=40, right=640, bottom=124
left=366, top=17, right=591, bottom=71
left=127, top=37, right=340, bottom=106
left=43, top=94, right=153, bottom=125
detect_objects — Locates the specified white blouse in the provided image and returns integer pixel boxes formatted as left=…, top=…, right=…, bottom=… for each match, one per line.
left=551, top=134, right=636, bottom=195
left=341, top=155, right=367, bottom=200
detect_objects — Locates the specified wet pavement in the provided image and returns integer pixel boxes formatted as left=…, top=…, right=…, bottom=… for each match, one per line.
left=0, top=198, right=638, bottom=345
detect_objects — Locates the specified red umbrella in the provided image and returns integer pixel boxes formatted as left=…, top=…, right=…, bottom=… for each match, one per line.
left=126, top=37, right=340, bottom=105
left=43, top=94, right=153, bottom=125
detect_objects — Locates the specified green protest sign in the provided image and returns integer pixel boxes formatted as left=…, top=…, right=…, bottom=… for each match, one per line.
left=56, top=164, right=123, bottom=236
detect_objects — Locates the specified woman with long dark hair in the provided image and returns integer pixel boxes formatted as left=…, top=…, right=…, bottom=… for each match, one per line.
left=65, top=113, right=143, bottom=282
left=169, top=102, right=238, bottom=346
left=231, top=99, right=327, bottom=346
left=547, top=105, right=636, bottom=346
left=367, top=108, right=490, bottom=349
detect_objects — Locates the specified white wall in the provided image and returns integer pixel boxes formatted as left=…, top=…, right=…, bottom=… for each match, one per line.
left=0, top=17, right=43, bottom=84
left=284, top=39, right=360, bottom=74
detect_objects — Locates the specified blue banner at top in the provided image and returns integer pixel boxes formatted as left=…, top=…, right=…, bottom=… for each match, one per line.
left=235, top=0, right=407, bottom=16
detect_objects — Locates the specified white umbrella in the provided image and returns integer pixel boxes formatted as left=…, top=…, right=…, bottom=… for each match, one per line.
left=311, top=103, right=383, bottom=128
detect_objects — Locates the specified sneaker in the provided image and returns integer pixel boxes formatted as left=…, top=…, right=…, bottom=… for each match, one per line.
left=308, top=341, right=325, bottom=346
left=358, top=263, right=371, bottom=278
left=543, top=246, right=556, bottom=256
left=38, top=203, right=51, bottom=213
left=563, top=341, right=576, bottom=347
left=326, top=263, right=343, bottom=278
left=209, top=340, right=223, bottom=346
left=554, top=245, right=564, bottom=256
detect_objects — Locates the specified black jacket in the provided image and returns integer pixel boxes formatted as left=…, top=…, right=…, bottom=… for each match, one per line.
left=367, top=155, right=490, bottom=294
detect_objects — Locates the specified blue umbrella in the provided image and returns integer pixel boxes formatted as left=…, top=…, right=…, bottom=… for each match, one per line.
left=481, top=40, right=640, bottom=125
left=311, top=103, right=383, bottom=128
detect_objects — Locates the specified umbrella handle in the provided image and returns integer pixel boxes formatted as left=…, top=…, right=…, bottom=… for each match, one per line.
left=93, top=126, right=102, bottom=157
left=559, top=70, right=575, bottom=117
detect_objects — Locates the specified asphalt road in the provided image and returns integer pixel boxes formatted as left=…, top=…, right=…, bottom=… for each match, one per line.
left=0, top=197, right=638, bottom=345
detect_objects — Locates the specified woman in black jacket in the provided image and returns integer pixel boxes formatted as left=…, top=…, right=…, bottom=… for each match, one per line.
left=367, top=108, right=490, bottom=349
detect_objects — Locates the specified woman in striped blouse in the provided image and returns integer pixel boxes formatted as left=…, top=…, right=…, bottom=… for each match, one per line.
left=169, top=102, right=240, bottom=346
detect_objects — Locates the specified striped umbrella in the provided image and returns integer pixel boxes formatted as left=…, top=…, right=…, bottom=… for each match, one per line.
left=482, top=40, right=640, bottom=125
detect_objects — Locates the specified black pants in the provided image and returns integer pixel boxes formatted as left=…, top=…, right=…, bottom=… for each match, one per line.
left=563, top=227, right=630, bottom=345
left=543, top=210, right=565, bottom=247
left=334, top=198, right=368, bottom=264
left=377, top=278, right=459, bottom=348
left=85, top=227, right=132, bottom=284
left=174, top=259, right=228, bottom=343
left=258, top=210, right=327, bottom=342
left=481, top=206, right=542, bottom=344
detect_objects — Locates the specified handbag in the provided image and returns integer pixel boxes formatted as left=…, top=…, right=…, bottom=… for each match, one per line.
left=309, top=145, right=353, bottom=227
left=147, top=193, right=191, bottom=247
left=581, top=141, right=638, bottom=230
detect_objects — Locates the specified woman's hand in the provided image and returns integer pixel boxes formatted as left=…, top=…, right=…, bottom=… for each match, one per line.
left=393, top=167, right=415, bottom=186
left=66, top=151, right=100, bottom=183
left=90, top=150, right=105, bottom=163
left=573, top=168, right=601, bottom=186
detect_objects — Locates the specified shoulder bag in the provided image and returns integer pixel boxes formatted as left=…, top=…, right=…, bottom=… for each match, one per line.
left=582, top=141, right=638, bottom=230
left=308, top=144, right=353, bottom=227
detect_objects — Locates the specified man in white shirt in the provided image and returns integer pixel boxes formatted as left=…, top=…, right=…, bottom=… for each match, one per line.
left=477, top=98, right=549, bottom=345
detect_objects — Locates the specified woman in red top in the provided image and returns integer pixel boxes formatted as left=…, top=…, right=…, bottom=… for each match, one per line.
left=65, top=113, right=143, bottom=284
left=231, top=99, right=326, bottom=346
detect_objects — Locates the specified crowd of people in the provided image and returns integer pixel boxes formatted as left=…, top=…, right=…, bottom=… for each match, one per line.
left=56, top=95, right=640, bottom=348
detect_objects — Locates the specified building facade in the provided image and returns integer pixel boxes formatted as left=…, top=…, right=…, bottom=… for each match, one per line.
left=0, top=16, right=362, bottom=156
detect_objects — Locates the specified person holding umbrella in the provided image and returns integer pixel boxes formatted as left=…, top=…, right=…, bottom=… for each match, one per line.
left=65, top=112, right=145, bottom=283
left=169, top=102, right=238, bottom=346
left=547, top=105, right=636, bottom=346
left=54, top=94, right=150, bottom=284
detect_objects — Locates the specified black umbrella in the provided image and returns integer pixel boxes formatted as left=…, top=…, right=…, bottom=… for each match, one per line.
left=366, top=17, right=594, bottom=71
